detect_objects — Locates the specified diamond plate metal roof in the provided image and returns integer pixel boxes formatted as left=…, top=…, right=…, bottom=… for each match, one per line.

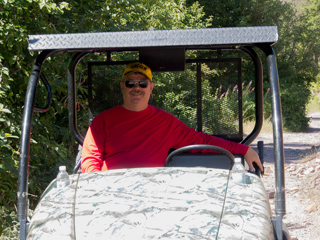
left=28, top=26, right=278, bottom=51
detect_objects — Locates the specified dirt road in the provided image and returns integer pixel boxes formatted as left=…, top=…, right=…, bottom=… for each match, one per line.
left=251, top=112, right=320, bottom=240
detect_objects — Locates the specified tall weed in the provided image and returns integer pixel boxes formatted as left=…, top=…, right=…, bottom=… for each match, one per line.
left=0, top=207, right=19, bottom=240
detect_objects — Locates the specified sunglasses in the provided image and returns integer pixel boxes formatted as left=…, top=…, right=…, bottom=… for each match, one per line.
left=124, top=80, right=150, bottom=88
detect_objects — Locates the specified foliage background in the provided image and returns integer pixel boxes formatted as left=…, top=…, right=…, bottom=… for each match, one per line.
left=0, top=0, right=319, bottom=238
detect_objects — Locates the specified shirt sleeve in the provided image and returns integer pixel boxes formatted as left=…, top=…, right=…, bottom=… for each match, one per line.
left=81, top=115, right=106, bottom=173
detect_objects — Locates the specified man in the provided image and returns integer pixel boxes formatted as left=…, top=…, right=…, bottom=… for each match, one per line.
left=81, top=62, right=263, bottom=173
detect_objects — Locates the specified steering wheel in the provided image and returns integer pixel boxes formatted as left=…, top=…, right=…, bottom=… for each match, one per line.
left=164, top=144, right=235, bottom=169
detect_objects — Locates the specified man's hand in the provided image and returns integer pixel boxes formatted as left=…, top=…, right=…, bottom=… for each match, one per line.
left=244, top=147, right=263, bottom=172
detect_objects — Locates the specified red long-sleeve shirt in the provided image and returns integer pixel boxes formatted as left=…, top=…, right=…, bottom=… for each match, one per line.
left=81, top=105, right=249, bottom=173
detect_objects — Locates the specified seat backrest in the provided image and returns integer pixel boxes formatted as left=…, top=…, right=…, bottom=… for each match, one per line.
left=167, top=153, right=244, bottom=170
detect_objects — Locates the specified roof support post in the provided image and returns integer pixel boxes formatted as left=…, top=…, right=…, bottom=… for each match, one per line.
left=67, top=52, right=87, bottom=146
left=196, top=63, right=202, bottom=132
left=18, top=59, right=41, bottom=240
left=239, top=47, right=264, bottom=145
left=265, top=46, right=286, bottom=240
left=18, top=50, right=59, bottom=240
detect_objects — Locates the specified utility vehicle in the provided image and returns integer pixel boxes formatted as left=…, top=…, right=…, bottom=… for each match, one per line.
left=18, top=26, right=290, bottom=239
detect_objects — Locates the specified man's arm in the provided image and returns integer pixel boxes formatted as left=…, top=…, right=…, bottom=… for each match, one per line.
left=244, top=147, right=263, bottom=172
left=170, top=117, right=263, bottom=171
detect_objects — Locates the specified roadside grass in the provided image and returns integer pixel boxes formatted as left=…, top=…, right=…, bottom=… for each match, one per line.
left=244, top=117, right=274, bottom=135
left=307, top=86, right=320, bottom=113
left=245, top=87, right=320, bottom=136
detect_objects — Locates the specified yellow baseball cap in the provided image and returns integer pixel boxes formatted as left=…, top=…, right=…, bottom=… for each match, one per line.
left=122, top=62, right=152, bottom=81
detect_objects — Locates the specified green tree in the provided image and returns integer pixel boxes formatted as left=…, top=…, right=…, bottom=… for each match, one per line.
left=187, top=0, right=316, bottom=131
left=0, top=0, right=70, bottom=209
left=300, top=0, right=320, bottom=83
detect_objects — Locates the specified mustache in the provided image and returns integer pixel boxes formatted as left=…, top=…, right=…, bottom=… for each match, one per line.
left=130, top=90, right=144, bottom=94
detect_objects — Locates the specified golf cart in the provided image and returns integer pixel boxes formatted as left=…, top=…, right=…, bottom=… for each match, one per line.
left=18, top=26, right=290, bottom=239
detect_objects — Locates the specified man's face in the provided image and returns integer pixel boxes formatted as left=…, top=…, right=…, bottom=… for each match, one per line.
left=120, top=72, right=154, bottom=111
